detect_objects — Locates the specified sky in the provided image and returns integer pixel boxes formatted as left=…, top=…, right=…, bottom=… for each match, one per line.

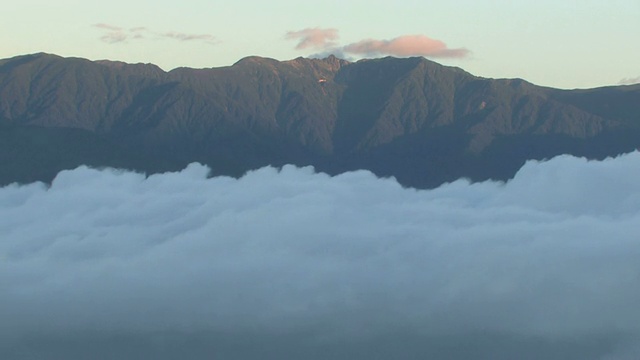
left=2, top=152, right=640, bottom=359
left=1, top=0, right=639, bottom=89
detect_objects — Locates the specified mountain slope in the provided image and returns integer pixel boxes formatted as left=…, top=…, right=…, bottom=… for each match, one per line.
left=0, top=53, right=638, bottom=187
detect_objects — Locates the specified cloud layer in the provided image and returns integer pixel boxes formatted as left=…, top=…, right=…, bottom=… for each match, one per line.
left=93, top=23, right=217, bottom=45
left=1, top=153, right=640, bottom=358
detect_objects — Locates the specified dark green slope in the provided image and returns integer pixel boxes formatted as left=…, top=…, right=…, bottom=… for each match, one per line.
left=0, top=125, right=169, bottom=186
left=0, top=53, right=638, bottom=188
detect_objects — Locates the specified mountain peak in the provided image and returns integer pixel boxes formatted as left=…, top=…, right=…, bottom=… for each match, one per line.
left=320, top=54, right=350, bottom=70
left=232, top=55, right=280, bottom=67
left=95, top=59, right=165, bottom=75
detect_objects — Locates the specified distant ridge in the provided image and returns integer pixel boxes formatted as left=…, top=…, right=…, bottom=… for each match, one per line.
left=1, top=53, right=639, bottom=187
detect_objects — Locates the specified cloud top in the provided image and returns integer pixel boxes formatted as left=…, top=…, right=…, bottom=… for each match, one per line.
left=1, top=153, right=640, bottom=358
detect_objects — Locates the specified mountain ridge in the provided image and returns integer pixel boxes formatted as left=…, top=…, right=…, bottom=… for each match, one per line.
left=1, top=52, right=638, bottom=188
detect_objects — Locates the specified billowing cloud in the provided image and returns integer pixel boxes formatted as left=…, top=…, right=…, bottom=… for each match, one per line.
left=343, top=34, right=469, bottom=58
left=286, top=29, right=469, bottom=60
left=93, top=23, right=217, bottom=45
left=619, top=76, right=640, bottom=85
left=1, top=153, right=640, bottom=358
left=285, top=27, right=339, bottom=50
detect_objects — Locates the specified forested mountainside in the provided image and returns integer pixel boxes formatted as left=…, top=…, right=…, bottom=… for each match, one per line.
left=1, top=53, right=639, bottom=187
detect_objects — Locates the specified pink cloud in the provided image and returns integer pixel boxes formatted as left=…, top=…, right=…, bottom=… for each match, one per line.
left=343, top=34, right=469, bottom=58
left=285, top=28, right=339, bottom=50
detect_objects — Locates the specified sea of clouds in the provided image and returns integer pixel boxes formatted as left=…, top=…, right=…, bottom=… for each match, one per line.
left=1, top=152, right=639, bottom=359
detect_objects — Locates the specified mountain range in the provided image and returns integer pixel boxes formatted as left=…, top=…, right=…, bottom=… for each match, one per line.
left=1, top=53, right=639, bottom=188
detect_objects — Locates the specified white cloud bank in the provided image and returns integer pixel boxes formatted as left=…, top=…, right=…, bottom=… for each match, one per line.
left=1, top=152, right=640, bottom=359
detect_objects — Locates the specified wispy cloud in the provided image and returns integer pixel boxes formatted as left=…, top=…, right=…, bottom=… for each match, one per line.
left=285, top=27, right=339, bottom=50
left=619, top=76, right=640, bottom=85
left=286, top=29, right=469, bottom=59
left=94, top=23, right=123, bottom=31
left=162, top=32, right=217, bottom=44
left=93, top=23, right=127, bottom=44
left=100, top=32, right=128, bottom=44
left=93, top=23, right=217, bottom=45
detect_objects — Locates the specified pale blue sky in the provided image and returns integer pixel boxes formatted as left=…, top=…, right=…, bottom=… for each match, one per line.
left=2, top=0, right=639, bottom=89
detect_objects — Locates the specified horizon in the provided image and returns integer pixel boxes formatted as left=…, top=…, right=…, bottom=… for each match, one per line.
left=2, top=0, right=638, bottom=90
left=4, top=51, right=640, bottom=92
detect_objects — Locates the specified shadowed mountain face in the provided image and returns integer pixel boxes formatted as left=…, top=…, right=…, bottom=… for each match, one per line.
left=1, top=53, right=639, bottom=187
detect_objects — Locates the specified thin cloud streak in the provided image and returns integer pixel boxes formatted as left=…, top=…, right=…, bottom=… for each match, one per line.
left=93, top=23, right=127, bottom=44
left=100, top=32, right=128, bottom=44
left=93, top=23, right=123, bottom=31
left=93, top=23, right=218, bottom=45
left=162, top=32, right=218, bottom=44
